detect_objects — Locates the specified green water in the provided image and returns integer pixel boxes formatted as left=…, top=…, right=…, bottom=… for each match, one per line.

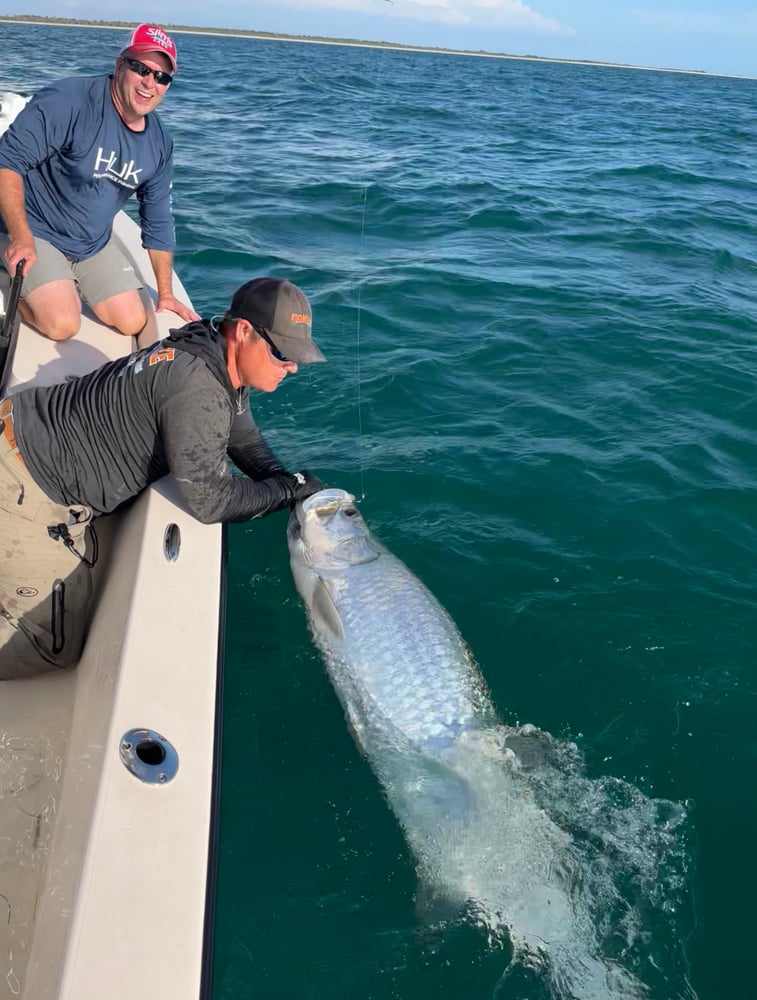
left=3, top=21, right=756, bottom=998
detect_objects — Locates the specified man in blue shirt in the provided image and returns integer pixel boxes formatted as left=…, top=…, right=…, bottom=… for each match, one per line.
left=0, top=23, right=199, bottom=341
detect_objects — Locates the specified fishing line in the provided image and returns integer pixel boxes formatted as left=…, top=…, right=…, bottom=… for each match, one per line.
left=350, top=1, right=393, bottom=503
left=353, top=184, right=367, bottom=503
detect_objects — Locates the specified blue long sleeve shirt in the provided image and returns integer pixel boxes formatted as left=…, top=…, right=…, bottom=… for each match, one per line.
left=0, top=75, right=175, bottom=258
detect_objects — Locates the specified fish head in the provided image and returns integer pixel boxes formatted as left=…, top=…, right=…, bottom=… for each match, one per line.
left=288, top=488, right=382, bottom=645
left=287, top=488, right=380, bottom=575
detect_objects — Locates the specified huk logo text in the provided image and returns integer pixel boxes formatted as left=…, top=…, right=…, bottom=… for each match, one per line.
left=93, top=148, right=143, bottom=188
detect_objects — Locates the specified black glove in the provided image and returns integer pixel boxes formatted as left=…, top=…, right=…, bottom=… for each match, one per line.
left=287, top=469, right=325, bottom=503
left=238, top=471, right=327, bottom=521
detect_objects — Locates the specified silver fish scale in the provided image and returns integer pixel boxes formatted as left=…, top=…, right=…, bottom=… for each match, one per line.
left=319, top=547, right=494, bottom=749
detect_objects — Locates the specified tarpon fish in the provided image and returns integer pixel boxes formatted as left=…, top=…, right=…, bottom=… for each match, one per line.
left=287, top=489, right=681, bottom=999
left=287, top=488, right=497, bottom=757
left=287, top=489, right=566, bottom=917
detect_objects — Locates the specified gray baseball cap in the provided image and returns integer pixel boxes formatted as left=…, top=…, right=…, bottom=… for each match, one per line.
left=227, top=277, right=326, bottom=363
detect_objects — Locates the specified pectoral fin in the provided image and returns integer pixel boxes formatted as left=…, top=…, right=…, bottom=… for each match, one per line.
left=310, top=578, right=345, bottom=641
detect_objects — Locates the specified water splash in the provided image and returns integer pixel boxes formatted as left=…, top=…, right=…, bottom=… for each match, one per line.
left=375, top=723, right=695, bottom=1000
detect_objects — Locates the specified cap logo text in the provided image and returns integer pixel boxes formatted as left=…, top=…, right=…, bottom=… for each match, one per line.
left=145, top=26, right=174, bottom=52
left=290, top=312, right=309, bottom=324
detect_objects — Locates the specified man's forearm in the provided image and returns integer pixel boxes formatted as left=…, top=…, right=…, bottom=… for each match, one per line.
left=177, top=470, right=301, bottom=525
left=146, top=246, right=199, bottom=321
left=146, top=247, right=174, bottom=298
left=0, top=168, right=32, bottom=241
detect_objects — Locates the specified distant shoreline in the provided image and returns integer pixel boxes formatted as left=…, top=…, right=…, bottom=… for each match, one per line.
left=1, top=15, right=753, bottom=80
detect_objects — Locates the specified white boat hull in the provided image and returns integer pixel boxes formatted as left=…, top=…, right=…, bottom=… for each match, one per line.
left=0, top=95, right=223, bottom=1000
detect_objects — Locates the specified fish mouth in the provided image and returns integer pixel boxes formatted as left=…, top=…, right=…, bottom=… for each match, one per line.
left=301, top=488, right=355, bottom=515
left=287, top=488, right=354, bottom=541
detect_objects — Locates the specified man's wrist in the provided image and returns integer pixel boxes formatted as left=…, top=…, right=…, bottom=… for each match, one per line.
left=8, top=224, right=33, bottom=243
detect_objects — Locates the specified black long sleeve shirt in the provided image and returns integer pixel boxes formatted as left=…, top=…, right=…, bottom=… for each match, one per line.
left=13, top=321, right=294, bottom=523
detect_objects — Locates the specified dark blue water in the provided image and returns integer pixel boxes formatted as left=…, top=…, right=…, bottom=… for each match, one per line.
left=4, top=21, right=757, bottom=999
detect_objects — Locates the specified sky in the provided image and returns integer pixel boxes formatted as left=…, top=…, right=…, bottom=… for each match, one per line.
left=2, top=1, right=757, bottom=77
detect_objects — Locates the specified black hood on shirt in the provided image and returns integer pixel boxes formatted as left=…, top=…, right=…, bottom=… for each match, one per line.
left=165, top=320, right=238, bottom=408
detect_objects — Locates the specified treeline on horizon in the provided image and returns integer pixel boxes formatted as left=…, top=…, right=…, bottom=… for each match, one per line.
left=1, top=13, right=497, bottom=54
left=0, top=14, right=708, bottom=73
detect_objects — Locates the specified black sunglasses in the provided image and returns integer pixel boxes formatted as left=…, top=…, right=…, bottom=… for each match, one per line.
left=254, top=325, right=289, bottom=362
left=121, top=56, right=173, bottom=87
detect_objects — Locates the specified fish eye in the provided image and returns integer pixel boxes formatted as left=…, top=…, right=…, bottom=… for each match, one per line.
left=343, top=507, right=359, bottom=518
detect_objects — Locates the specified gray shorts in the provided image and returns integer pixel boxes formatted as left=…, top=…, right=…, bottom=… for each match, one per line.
left=0, top=233, right=143, bottom=306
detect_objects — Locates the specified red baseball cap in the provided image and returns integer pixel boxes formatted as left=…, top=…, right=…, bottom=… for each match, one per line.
left=122, top=23, right=178, bottom=74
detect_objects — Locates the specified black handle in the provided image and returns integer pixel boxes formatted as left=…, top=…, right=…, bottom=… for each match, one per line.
left=1, top=259, right=25, bottom=344
left=0, top=260, right=25, bottom=386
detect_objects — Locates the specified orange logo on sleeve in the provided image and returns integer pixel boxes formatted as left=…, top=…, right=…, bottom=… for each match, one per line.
left=148, top=347, right=176, bottom=366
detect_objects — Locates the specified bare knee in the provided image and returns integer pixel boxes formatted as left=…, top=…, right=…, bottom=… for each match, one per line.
left=21, top=280, right=82, bottom=340
left=19, top=299, right=80, bottom=340
left=42, top=316, right=81, bottom=341
left=93, top=293, right=147, bottom=336
left=113, top=311, right=147, bottom=337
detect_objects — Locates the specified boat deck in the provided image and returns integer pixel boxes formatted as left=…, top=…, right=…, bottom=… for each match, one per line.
left=0, top=672, right=72, bottom=998
left=0, top=212, right=223, bottom=1000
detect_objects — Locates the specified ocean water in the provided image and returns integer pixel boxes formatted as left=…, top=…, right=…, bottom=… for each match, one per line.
left=3, top=20, right=757, bottom=999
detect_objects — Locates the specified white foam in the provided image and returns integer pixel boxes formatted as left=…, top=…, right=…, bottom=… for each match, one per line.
left=0, top=93, right=28, bottom=138
left=379, top=723, right=693, bottom=999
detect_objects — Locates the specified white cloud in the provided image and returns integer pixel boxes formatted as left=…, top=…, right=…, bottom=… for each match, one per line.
left=278, top=0, right=573, bottom=36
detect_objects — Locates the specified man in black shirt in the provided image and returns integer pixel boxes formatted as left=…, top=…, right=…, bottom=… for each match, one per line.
left=0, top=276, right=326, bottom=676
